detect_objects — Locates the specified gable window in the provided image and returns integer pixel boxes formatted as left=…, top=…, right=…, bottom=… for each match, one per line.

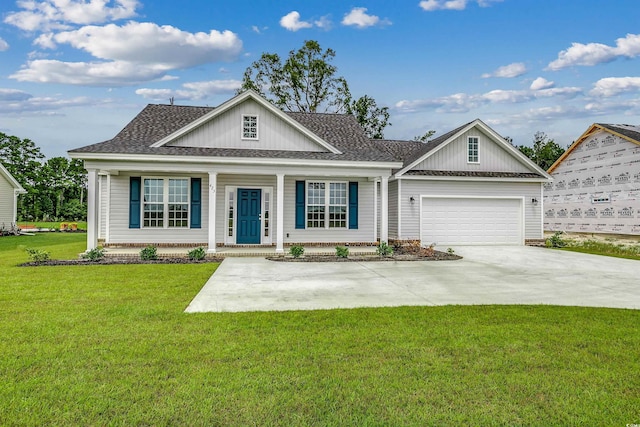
left=143, top=177, right=189, bottom=228
left=468, top=136, right=479, bottom=163
left=306, top=181, right=347, bottom=229
left=242, top=115, right=258, bottom=139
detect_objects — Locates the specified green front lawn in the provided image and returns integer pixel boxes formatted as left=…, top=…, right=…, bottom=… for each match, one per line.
left=1, top=234, right=639, bottom=425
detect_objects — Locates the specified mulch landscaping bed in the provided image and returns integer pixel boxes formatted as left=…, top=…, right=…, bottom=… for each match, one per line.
left=268, top=249, right=462, bottom=262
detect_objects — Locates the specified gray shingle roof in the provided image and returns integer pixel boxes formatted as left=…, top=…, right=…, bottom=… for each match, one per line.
left=69, top=104, right=397, bottom=162
left=598, top=123, right=640, bottom=143
left=404, top=170, right=544, bottom=179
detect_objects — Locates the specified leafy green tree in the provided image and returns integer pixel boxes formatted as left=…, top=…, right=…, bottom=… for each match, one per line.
left=239, top=40, right=391, bottom=138
left=239, top=40, right=351, bottom=113
left=517, top=131, right=566, bottom=171
left=0, top=132, right=45, bottom=220
left=413, top=130, right=436, bottom=143
left=347, top=95, right=391, bottom=139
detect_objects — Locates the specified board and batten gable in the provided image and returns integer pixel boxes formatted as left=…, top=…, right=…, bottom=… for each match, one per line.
left=397, top=180, right=543, bottom=241
left=411, top=127, right=531, bottom=173
left=167, top=98, right=326, bottom=152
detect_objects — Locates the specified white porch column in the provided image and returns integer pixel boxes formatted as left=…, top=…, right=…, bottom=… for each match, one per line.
left=86, top=168, right=99, bottom=251
left=380, top=175, right=389, bottom=244
left=207, top=172, right=218, bottom=253
left=276, top=173, right=285, bottom=253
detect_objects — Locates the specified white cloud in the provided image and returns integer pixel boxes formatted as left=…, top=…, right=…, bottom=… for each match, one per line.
left=0, top=37, right=9, bottom=51
left=590, top=77, right=640, bottom=97
left=280, top=11, right=313, bottom=31
left=17, top=22, right=242, bottom=86
left=0, top=87, right=99, bottom=114
left=136, top=79, right=241, bottom=101
left=342, top=7, right=390, bottom=29
left=547, top=33, right=640, bottom=70
left=314, top=15, right=332, bottom=30
left=4, top=0, right=139, bottom=32
left=0, top=88, right=32, bottom=101
left=530, top=77, right=554, bottom=90
left=481, top=62, right=527, bottom=78
left=37, top=22, right=242, bottom=66
left=419, top=0, right=503, bottom=11
left=395, top=83, right=582, bottom=113
left=11, top=59, right=169, bottom=86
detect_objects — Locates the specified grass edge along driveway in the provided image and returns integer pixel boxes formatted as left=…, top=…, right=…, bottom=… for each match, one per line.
left=1, top=233, right=639, bottom=425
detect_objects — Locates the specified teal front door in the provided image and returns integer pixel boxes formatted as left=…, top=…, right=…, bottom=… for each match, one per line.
left=237, top=188, right=261, bottom=244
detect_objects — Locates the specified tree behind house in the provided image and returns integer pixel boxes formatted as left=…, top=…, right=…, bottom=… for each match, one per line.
left=517, top=131, right=566, bottom=171
left=239, top=39, right=391, bottom=139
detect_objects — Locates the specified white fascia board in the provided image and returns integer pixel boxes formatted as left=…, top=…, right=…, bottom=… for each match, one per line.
left=150, top=89, right=342, bottom=154
left=73, top=152, right=401, bottom=169
left=397, top=175, right=550, bottom=183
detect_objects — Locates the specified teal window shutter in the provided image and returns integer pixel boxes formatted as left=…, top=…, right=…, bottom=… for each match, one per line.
left=190, top=178, right=201, bottom=228
left=295, top=181, right=305, bottom=229
left=348, top=181, right=358, bottom=229
left=129, top=177, right=141, bottom=229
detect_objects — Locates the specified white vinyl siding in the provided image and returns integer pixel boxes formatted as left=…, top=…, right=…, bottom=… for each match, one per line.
left=412, top=128, right=530, bottom=173
left=398, top=179, right=543, bottom=241
left=0, top=174, right=15, bottom=226
left=106, top=173, right=208, bottom=245
left=285, top=177, right=375, bottom=243
left=168, top=99, right=326, bottom=152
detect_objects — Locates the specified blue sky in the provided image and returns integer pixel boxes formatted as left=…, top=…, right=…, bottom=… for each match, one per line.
left=1, top=0, right=639, bottom=157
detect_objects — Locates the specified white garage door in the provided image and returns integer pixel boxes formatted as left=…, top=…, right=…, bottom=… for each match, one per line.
left=421, top=197, right=523, bottom=245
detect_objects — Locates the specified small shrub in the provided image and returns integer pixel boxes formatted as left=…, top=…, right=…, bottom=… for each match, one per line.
left=82, top=246, right=105, bottom=261
left=188, top=247, right=206, bottom=261
left=336, top=246, right=349, bottom=258
left=289, top=245, right=305, bottom=258
left=447, top=247, right=455, bottom=254
left=25, top=247, right=50, bottom=263
left=376, top=241, right=394, bottom=256
left=546, top=231, right=567, bottom=248
left=140, top=245, right=158, bottom=260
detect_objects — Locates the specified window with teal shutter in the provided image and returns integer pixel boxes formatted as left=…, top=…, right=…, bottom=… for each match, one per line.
left=129, top=177, right=141, bottom=228
left=190, top=178, right=201, bottom=228
left=348, top=181, right=358, bottom=229
left=295, top=181, right=305, bottom=229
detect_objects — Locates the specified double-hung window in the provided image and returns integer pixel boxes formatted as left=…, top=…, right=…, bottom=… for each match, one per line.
left=143, top=178, right=189, bottom=228
left=242, top=115, right=258, bottom=139
left=306, top=181, right=347, bottom=229
left=468, top=136, right=479, bottom=163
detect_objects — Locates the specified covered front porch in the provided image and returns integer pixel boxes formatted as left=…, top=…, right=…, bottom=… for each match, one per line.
left=85, top=160, right=393, bottom=254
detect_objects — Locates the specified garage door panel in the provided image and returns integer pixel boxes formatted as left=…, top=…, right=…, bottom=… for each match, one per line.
left=421, top=197, right=522, bottom=245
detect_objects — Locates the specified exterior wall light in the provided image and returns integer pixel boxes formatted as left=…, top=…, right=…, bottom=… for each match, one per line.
left=409, top=196, right=415, bottom=204
left=531, top=198, right=538, bottom=205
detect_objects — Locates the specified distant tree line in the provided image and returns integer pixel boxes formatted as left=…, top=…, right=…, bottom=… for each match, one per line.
left=0, top=132, right=86, bottom=222
left=515, top=131, right=566, bottom=171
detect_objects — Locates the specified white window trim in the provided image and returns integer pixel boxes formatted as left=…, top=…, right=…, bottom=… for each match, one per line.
left=141, top=176, right=190, bottom=229
left=305, top=180, right=349, bottom=230
left=241, top=114, right=259, bottom=140
left=224, top=185, right=273, bottom=245
left=467, top=136, right=480, bottom=164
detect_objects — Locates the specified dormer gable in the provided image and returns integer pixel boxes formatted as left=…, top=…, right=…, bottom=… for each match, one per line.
left=151, top=90, right=341, bottom=154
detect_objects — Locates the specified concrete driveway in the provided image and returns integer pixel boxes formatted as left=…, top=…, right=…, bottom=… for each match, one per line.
left=185, top=246, right=640, bottom=313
